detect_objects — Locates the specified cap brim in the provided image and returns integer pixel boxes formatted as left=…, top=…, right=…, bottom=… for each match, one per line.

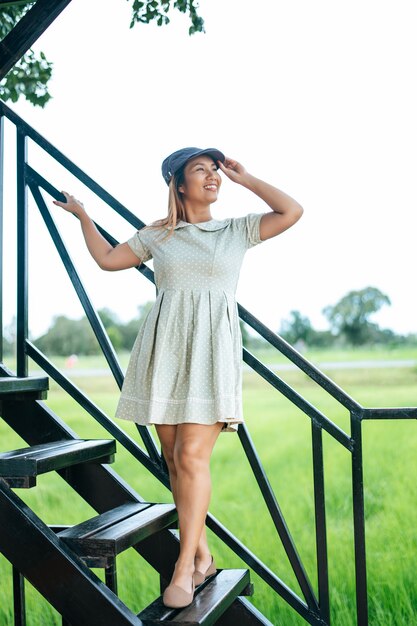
left=196, top=148, right=225, bottom=166
left=162, top=147, right=226, bottom=185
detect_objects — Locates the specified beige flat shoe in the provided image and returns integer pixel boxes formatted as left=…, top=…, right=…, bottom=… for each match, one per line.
left=193, top=555, right=217, bottom=586
left=162, top=579, right=195, bottom=609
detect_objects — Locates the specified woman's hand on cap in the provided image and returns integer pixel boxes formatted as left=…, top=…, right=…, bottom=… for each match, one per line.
left=218, top=158, right=248, bottom=184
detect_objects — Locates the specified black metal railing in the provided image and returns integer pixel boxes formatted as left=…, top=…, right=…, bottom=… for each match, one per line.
left=1, top=100, right=416, bottom=626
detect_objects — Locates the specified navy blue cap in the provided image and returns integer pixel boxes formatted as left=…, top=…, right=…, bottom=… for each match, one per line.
left=161, top=147, right=225, bottom=186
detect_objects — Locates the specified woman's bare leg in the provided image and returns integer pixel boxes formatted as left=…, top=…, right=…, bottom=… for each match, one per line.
left=155, top=422, right=222, bottom=592
left=172, top=422, right=223, bottom=590
left=156, top=425, right=215, bottom=569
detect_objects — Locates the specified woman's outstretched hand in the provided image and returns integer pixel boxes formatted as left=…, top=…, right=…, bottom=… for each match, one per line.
left=217, top=157, right=249, bottom=185
left=53, top=191, right=86, bottom=218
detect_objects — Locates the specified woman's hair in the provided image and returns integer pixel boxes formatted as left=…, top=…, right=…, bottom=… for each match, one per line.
left=142, top=168, right=187, bottom=242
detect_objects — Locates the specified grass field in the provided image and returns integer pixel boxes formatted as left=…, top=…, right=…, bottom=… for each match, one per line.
left=0, top=347, right=416, bottom=625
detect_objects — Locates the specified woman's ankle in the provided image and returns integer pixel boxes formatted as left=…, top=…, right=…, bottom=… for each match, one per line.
left=174, top=558, right=195, bottom=575
left=195, top=548, right=211, bottom=560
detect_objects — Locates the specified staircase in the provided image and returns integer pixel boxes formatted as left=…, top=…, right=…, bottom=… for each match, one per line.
left=2, top=100, right=416, bottom=626
left=0, top=374, right=270, bottom=625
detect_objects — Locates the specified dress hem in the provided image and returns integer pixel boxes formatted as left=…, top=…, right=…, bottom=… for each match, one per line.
left=114, top=413, right=242, bottom=433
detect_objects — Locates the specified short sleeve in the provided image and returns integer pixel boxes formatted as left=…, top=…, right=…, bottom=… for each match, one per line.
left=126, top=228, right=153, bottom=262
left=234, top=212, right=265, bottom=249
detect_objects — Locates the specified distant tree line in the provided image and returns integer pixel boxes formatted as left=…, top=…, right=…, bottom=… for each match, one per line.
left=33, top=304, right=155, bottom=356
left=277, top=286, right=415, bottom=349
left=2, top=286, right=415, bottom=357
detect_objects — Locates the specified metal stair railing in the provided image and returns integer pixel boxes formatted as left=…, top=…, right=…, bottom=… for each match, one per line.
left=1, top=99, right=416, bottom=626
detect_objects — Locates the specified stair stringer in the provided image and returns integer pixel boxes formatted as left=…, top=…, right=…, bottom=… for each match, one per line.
left=0, top=478, right=142, bottom=625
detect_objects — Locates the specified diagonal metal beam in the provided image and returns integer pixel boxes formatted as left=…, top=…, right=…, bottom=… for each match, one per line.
left=0, top=0, right=73, bottom=81
left=239, top=304, right=361, bottom=413
left=239, top=423, right=319, bottom=612
left=26, top=340, right=165, bottom=480
left=27, top=181, right=162, bottom=466
left=243, top=347, right=353, bottom=450
left=0, top=102, right=144, bottom=229
left=26, top=166, right=154, bottom=282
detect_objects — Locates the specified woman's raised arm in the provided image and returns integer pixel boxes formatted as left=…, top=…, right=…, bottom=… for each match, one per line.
left=218, top=158, right=304, bottom=241
left=53, top=192, right=142, bottom=271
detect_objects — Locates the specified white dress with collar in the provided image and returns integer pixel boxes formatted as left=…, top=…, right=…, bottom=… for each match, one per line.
left=115, top=213, right=265, bottom=432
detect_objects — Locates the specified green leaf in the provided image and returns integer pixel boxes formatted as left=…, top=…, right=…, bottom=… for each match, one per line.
left=127, top=0, right=205, bottom=34
left=0, top=1, right=206, bottom=108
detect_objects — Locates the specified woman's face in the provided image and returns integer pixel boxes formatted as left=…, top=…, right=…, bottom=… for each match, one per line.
left=178, top=155, right=222, bottom=204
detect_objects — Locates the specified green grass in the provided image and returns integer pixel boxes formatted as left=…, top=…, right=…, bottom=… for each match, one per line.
left=6, top=343, right=417, bottom=374
left=0, top=352, right=416, bottom=625
left=250, top=343, right=417, bottom=365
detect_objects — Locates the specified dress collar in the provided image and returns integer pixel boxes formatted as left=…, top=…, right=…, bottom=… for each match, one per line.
left=167, top=218, right=231, bottom=232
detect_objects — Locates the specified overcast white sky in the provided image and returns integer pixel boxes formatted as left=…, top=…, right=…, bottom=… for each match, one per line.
left=2, top=0, right=417, bottom=338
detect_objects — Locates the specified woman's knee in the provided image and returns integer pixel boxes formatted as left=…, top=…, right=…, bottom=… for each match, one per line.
left=174, top=440, right=208, bottom=475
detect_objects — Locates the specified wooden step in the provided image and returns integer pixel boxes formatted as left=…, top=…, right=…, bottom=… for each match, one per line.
left=58, top=502, right=178, bottom=567
left=0, top=375, right=49, bottom=398
left=0, top=439, right=116, bottom=488
left=138, top=569, right=252, bottom=626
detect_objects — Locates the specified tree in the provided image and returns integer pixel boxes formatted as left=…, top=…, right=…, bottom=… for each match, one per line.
left=0, top=1, right=205, bottom=107
left=35, top=315, right=99, bottom=355
left=98, top=307, right=124, bottom=350
left=2, top=316, right=17, bottom=356
left=118, top=302, right=154, bottom=350
left=307, top=329, right=335, bottom=348
left=322, top=286, right=391, bottom=345
left=279, top=310, right=314, bottom=345
left=129, top=0, right=205, bottom=35
left=239, top=320, right=254, bottom=350
left=0, top=4, right=53, bottom=107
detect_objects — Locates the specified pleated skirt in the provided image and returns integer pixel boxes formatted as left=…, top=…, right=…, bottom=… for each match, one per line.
left=115, top=288, right=243, bottom=432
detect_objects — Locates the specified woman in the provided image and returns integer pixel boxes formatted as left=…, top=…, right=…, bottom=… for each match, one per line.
left=53, top=147, right=303, bottom=608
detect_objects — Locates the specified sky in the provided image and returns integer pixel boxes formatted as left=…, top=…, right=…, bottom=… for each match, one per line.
left=2, top=0, right=417, bottom=339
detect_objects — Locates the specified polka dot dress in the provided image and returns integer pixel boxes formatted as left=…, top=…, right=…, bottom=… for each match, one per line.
left=115, top=212, right=266, bottom=432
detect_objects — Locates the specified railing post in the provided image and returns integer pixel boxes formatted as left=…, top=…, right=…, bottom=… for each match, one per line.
left=104, top=557, right=118, bottom=594
left=351, top=411, right=368, bottom=625
left=0, top=112, right=4, bottom=363
left=12, top=565, right=26, bottom=626
left=16, top=127, right=28, bottom=377
left=311, top=423, right=330, bottom=624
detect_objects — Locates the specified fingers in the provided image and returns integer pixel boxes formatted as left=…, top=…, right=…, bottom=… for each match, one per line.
left=52, top=191, right=84, bottom=212
left=225, top=157, right=239, bottom=167
left=219, top=158, right=240, bottom=171
left=62, top=191, right=78, bottom=202
left=53, top=191, right=70, bottom=205
left=218, top=159, right=242, bottom=181
left=218, top=160, right=233, bottom=172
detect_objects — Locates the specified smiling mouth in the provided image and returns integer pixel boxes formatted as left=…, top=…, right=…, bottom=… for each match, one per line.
left=204, top=185, right=218, bottom=191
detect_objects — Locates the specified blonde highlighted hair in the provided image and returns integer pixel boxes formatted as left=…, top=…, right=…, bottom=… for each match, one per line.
left=141, top=170, right=187, bottom=242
